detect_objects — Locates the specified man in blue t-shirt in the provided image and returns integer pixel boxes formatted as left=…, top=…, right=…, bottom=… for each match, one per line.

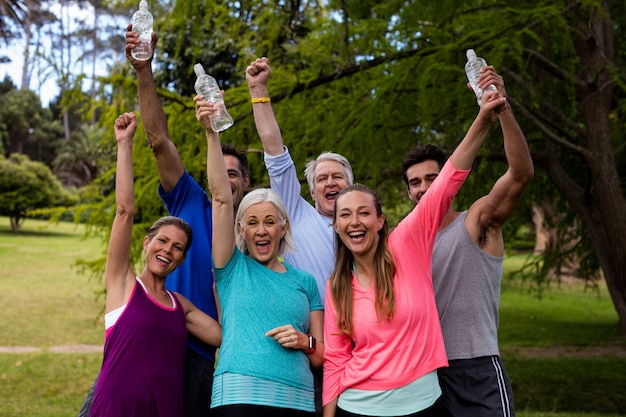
left=78, top=28, right=250, bottom=417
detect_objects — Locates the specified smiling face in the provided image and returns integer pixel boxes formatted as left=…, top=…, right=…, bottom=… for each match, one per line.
left=224, top=154, right=250, bottom=211
left=143, top=224, right=189, bottom=277
left=405, top=159, right=441, bottom=205
left=311, top=160, right=350, bottom=218
left=334, top=189, right=385, bottom=258
left=238, top=201, right=286, bottom=267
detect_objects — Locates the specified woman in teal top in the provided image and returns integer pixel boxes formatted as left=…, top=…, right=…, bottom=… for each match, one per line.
left=195, top=95, right=324, bottom=417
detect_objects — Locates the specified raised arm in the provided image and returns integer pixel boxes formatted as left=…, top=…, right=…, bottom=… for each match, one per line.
left=448, top=88, right=507, bottom=170
left=126, top=24, right=184, bottom=192
left=104, top=112, right=139, bottom=313
left=195, top=96, right=235, bottom=268
left=246, top=57, right=285, bottom=156
left=469, top=67, right=534, bottom=229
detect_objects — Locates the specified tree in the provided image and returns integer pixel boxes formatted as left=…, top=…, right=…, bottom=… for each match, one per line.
left=0, top=0, right=31, bottom=43
left=0, top=87, right=64, bottom=165
left=52, top=122, right=105, bottom=187
left=0, top=153, right=74, bottom=232
left=89, top=0, right=626, bottom=335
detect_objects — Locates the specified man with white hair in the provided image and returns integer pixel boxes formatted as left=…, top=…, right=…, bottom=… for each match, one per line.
left=245, top=57, right=353, bottom=303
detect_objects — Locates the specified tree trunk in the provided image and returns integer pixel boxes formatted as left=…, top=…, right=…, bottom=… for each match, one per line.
left=20, top=7, right=31, bottom=90
left=548, top=1, right=626, bottom=335
left=10, top=206, right=21, bottom=234
left=531, top=203, right=549, bottom=255
left=578, top=2, right=626, bottom=336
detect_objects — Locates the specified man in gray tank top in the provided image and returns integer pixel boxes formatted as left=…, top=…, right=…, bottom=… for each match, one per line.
left=401, top=67, right=533, bottom=417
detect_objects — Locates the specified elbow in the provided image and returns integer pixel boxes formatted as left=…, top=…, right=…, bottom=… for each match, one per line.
left=214, top=329, right=223, bottom=347
left=309, top=355, right=323, bottom=369
left=512, top=162, right=534, bottom=186
left=519, top=165, right=535, bottom=185
left=115, top=205, right=134, bottom=219
left=207, top=187, right=233, bottom=208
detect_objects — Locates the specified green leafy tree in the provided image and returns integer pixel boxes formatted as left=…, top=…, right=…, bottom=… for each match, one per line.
left=52, top=123, right=105, bottom=187
left=89, top=0, right=626, bottom=335
left=0, top=87, right=64, bottom=165
left=0, top=153, right=75, bottom=232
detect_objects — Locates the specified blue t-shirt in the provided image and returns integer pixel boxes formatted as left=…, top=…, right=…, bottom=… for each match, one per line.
left=213, top=248, right=323, bottom=390
left=159, top=172, right=217, bottom=361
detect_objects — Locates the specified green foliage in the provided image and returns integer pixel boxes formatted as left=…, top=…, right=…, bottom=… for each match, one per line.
left=52, top=123, right=107, bottom=188
left=94, top=3, right=551, bottom=221
left=0, top=154, right=75, bottom=232
left=0, top=88, right=64, bottom=165
left=152, top=0, right=241, bottom=95
left=64, top=0, right=626, bottom=333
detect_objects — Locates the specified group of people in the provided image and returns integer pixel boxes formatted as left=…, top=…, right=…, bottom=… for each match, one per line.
left=81, top=21, right=533, bottom=417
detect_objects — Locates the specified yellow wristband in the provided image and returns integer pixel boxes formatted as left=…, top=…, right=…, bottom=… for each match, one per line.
left=251, top=97, right=271, bottom=103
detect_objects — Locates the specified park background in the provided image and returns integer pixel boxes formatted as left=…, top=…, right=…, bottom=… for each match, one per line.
left=1, top=0, right=626, bottom=415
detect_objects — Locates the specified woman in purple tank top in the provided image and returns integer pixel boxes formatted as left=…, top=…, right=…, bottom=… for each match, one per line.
left=89, top=113, right=222, bottom=417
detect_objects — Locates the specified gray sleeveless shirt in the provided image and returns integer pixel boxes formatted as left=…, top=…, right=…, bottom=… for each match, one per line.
left=432, top=211, right=503, bottom=360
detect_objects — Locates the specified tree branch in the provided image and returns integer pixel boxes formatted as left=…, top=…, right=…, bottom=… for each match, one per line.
left=509, top=95, right=591, bottom=158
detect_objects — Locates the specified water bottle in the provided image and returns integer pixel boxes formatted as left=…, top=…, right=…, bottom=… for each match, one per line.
left=131, top=0, right=153, bottom=61
left=465, top=49, right=496, bottom=105
left=194, top=63, right=234, bottom=132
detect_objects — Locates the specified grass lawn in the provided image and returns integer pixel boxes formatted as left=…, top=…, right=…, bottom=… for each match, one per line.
left=0, top=353, right=101, bottom=417
left=0, top=217, right=625, bottom=416
left=500, top=254, right=626, bottom=416
left=0, top=217, right=104, bottom=347
left=0, top=217, right=104, bottom=416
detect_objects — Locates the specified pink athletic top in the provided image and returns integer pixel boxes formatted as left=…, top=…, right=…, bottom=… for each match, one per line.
left=323, top=161, right=469, bottom=405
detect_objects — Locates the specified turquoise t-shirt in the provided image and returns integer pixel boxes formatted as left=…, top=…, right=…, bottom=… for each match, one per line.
left=213, top=248, right=323, bottom=391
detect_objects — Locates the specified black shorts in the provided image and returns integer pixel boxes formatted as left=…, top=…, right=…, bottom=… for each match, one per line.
left=336, top=400, right=441, bottom=417
left=437, top=356, right=514, bottom=417
left=183, top=348, right=215, bottom=417
left=211, top=404, right=314, bottom=417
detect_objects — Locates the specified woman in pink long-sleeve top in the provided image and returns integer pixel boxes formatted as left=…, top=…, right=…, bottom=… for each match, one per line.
left=322, top=90, right=508, bottom=417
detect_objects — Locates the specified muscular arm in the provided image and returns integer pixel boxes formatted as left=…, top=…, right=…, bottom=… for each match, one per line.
left=465, top=68, right=534, bottom=253
left=126, top=24, right=184, bottom=192
left=246, top=57, right=285, bottom=156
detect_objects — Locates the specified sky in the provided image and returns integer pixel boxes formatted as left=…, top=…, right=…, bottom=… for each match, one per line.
left=0, top=41, right=61, bottom=106
left=0, top=2, right=128, bottom=107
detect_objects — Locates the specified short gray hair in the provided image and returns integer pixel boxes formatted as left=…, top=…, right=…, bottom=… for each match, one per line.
left=304, top=152, right=354, bottom=192
left=235, top=188, right=294, bottom=257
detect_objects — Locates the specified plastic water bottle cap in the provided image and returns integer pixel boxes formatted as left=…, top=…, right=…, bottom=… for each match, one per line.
left=139, top=0, right=148, bottom=9
left=194, top=64, right=205, bottom=77
left=466, top=49, right=477, bottom=60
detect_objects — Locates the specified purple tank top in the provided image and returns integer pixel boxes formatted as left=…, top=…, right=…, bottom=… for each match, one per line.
left=90, top=281, right=188, bottom=417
